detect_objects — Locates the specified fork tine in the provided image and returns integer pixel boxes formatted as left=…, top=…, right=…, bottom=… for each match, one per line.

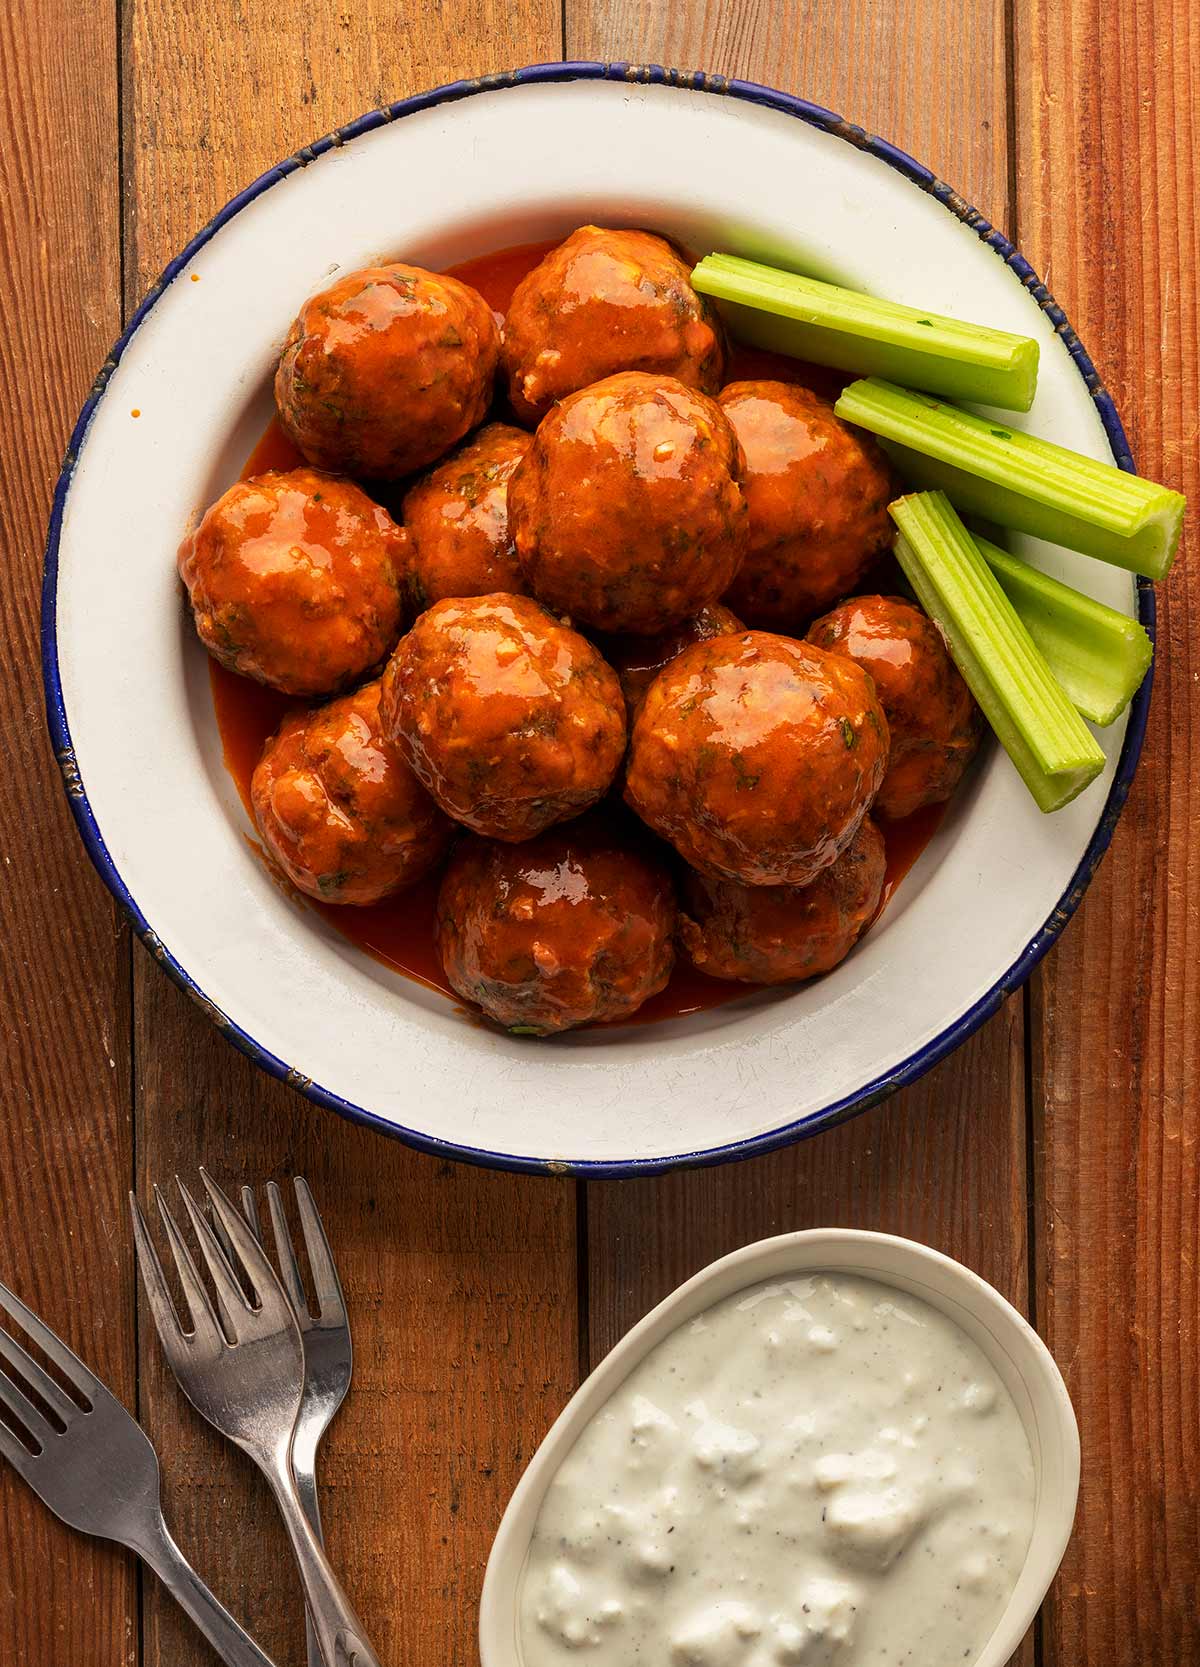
left=151, top=1187, right=224, bottom=1352
left=0, top=1280, right=104, bottom=1407
left=240, top=1186, right=262, bottom=1243
left=265, top=1183, right=309, bottom=1321
left=130, top=1193, right=193, bottom=1364
left=0, top=1409, right=37, bottom=1476
left=0, top=1365, right=53, bottom=1445
left=0, top=1327, right=80, bottom=1426
left=199, top=1170, right=288, bottom=1316
left=293, top=1178, right=347, bottom=1325
left=185, top=1186, right=243, bottom=1340
left=207, top=1194, right=239, bottom=1265
left=175, top=1179, right=251, bottom=1328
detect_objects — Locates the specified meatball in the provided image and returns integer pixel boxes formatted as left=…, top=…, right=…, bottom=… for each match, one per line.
left=807, top=595, right=982, bottom=820
left=508, top=372, right=747, bottom=635
left=718, top=381, right=895, bottom=629
left=678, top=817, right=886, bottom=984
left=436, top=821, right=676, bottom=1033
left=380, top=593, right=626, bottom=841
left=625, top=631, right=889, bottom=887
left=178, top=468, right=407, bottom=696
left=274, top=264, right=499, bottom=479
left=501, top=225, right=725, bottom=425
left=251, top=680, right=451, bottom=905
left=401, top=422, right=530, bottom=608
left=600, top=603, right=744, bottom=718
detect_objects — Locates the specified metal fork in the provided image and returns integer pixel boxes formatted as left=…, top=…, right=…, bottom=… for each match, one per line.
left=234, top=1180, right=352, bottom=1667
left=131, top=1170, right=381, bottom=1667
left=0, top=1279, right=277, bottom=1667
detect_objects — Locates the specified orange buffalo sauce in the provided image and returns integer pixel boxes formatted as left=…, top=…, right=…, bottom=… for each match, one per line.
left=210, top=240, right=945, bottom=1025
left=447, top=238, right=559, bottom=311
left=876, top=800, right=947, bottom=914
left=240, top=419, right=304, bottom=477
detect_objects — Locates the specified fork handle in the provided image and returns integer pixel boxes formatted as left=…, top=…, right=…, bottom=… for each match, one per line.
left=292, top=1437, right=326, bottom=1667
left=264, top=1456, right=382, bottom=1667
left=131, top=1514, right=280, bottom=1667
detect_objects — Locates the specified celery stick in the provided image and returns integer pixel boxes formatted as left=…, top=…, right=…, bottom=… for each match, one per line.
left=890, top=492, right=1106, bottom=812
left=693, top=252, right=1040, bottom=411
left=975, top=537, right=1152, bottom=725
left=838, top=378, right=1185, bottom=580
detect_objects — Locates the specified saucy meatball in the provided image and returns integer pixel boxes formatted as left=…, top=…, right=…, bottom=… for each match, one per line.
left=178, top=468, right=407, bottom=696
left=678, top=817, right=886, bottom=984
left=275, top=264, right=499, bottom=479
left=251, top=680, right=451, bottom=905
left=436, top=821, right=676, bottom=1033
left=625, top=631, right=889, bottom=887
left=807, top=595, right=982, bottom=820
left=600, top=603, right=744, bottom=718
left=508, top=372, right=747, bottom=635
left=501, top=225, right=725, bottom=425
left=380, top=593, right=626, bottom=841
left=402, top=422, right=530, bottom=608
left=718, top=381, right=895, bottom=629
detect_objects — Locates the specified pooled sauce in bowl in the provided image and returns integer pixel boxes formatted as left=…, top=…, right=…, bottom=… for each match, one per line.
left=518, top=1274, right=1035, bottom=1667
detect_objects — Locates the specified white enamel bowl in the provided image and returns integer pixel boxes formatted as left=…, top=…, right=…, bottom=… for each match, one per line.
left=479, top=1229, right=1081, bottom=1667
left=43, top=65, right=1150, bottom=1174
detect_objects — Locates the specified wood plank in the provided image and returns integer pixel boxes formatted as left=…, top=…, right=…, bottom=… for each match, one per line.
left=586, top=1003, right=1030, bottom=1341
left=0, top=1, right=135, bottom=1665
left=1014, top=2, right=1200, bottom=1662
left=122, top=7, right=568, bottom=1665
left=566, top=2, right=1009, bottom=225
left=571, top=8, right=1034, bottom=1665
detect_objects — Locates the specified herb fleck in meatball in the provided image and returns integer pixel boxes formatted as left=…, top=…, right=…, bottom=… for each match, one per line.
left=251, top=679, right=451, bottom=905
left=274, top=264, right=499, bottom=479
left=436, top=821, right=676, bottom=1033
left=807, top=595, right=982, bottom=819
left=178, top=468, right=407, bottom=696
left=401, top=422, right=530, bottom=609
left=625, top=631, right=889, bottom=887
left=501, top=225, right=725, bottom=425
left=380, top=593, right=626, bottom=842
left=508, top=372, right=747, bottom=635
left=599, top=603, right=745, bottom=718
left=679, top=817, right=886, bottom=984
left=718, top=380, right=895, bottom=629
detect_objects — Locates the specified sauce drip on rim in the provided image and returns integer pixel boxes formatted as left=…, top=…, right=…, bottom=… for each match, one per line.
left=209, top=239, right=948, bottom=1024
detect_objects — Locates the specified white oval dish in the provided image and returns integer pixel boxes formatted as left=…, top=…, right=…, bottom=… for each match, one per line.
left=479, top=1229, right=1080, bottom=1667
left=43, top=65, right=1151, bottom=1172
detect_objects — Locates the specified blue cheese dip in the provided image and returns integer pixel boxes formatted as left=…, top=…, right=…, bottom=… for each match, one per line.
left=518, top=1273, right=1035, bottom=1667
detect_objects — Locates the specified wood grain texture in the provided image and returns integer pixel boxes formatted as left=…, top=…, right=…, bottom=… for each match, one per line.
left=586, top=1000, right=1030, bottom=1344
left=0, top=2, right=135, bottom=1665
left=1015, top=2, right=1200, bottom=1662
left=571, top=6, right=1033, bottom=1663
left=124, top=0, right=563, bottom=270
left=566, top=0, right=1010, bottom=225
left=122, top=4, right=570, bottom=1665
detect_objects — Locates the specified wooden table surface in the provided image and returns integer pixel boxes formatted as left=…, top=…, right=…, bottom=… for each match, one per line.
left=1, top=2, right=1196, bottom=1663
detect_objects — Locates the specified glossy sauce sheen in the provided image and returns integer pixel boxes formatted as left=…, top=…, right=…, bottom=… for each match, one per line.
left=211, top=240, right=945, bottom=1020
left=518, top=1273, right=1036, bottom=1667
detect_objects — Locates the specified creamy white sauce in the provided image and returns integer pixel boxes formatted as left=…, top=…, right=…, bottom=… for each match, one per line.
left=518, top=1274, right=1035, bottom=1667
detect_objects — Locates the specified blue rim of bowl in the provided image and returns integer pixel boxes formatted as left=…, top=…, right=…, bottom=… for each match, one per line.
left=41, top=60, right=1155, bottom=1178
